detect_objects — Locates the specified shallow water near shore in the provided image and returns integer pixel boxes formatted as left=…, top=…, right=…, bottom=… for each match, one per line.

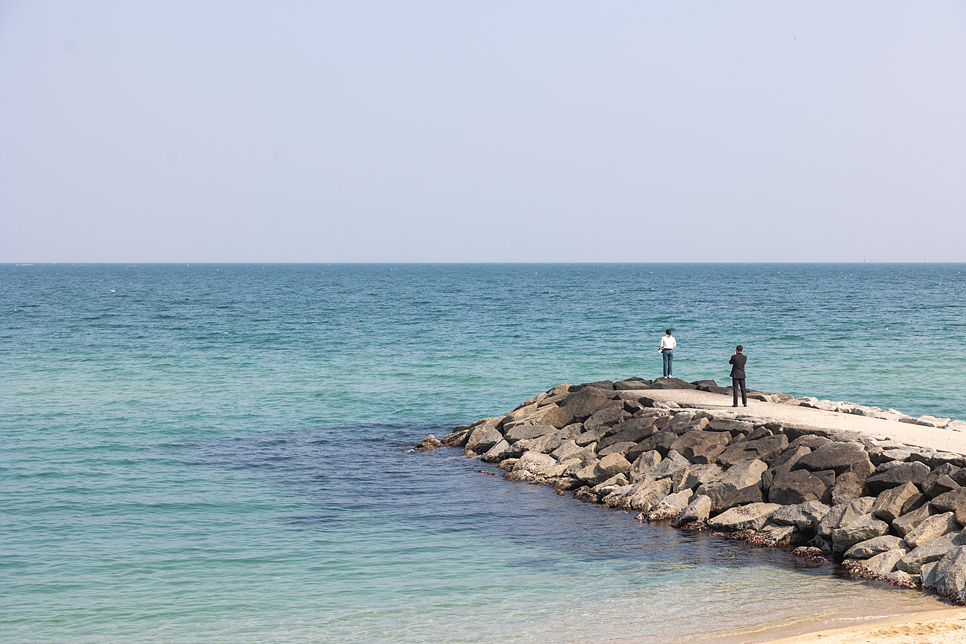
left=3, top=263, right=965, bottom=643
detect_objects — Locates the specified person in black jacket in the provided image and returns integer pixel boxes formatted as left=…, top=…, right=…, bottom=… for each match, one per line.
left=729, top=345, right=748, bottom=407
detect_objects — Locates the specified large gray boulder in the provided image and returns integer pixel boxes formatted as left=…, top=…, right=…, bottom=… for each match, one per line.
left=896, top=531, right=961, bottom=574
left=921, top=463, right=961, bottom=492
left=855, top=549, right=906, bottom=577
left=666, top=463, right=721, bottom=494
left=826, top=458, right=876, bottom=506
left=922, top=560, right=941, bottom=588
left=541, top=390, right=612, bottom=428
left=598, top=416, right=659, bottom=449
left=898, top=490, right=928, bottom=515
left=832, top=514, right=890, bottom=553
left=506, top=432, right=556, bottom=456
left=499, top=401, right=541, bottom=427
left=681, top=464, right=723, bottom=490
left=871, top=481, right=920, bottom=523
left=794, top=442, right=871, bottom=475
left=761, top=446, right=812, bottom=490
left=623, top=478, right=674, bottom=512
left=468, top=415, right=504, bottom=432
left=892, top=503, right=935, bottom=538
left=771, top=444, right=813, bottom=469
left=864, top=461, right=931, bottom=495
left=756, top=524, right=797, bottom=546
left=670, top=430, right=730, bottom=464
left=592, top=473, right=630, bottom=496
left=646, top=489, right=694, bottom=521
left=709, top=419, right=754, bottom=434
left=584, top=404, right=631, bottom=433
left=817, top=497, right=877, bottom=538
left=551, top=440, right=593, bottom=463
left=511, top=452, right=567, bottom=478
left=903, top=512, right=960, bottom=549
left=636, top=430, right=678, bottom=457
left=665, top=412, right=698, bottom=433
left=648, top=377, right=697, bottom=390
left=930, top=488, right=966, bottom=515
left=598, top=480, right=645, bottom=508
left=828, top=470, right=866, bottom=506
left=668, top=465, right=697, bottom=492
left=844, top=535, right=906, bottom=560
left=627, top=450, right=663, bottom=483
left=768, top=469, right=831, bottom=505
left=576, top=453, right=632, bottom=485
left=646, top=449, right=691, bottom=480
left=708, top=503, right=782, bottom=532
left=720, top=485, right=764, bottom=508
left=743, top=426, right=774, bottom=442
left=504, top=423, right=557, bottom=443
left=787, top=434, right=832, bottom=451
left=674, top=495, right=713, bottom=527
left=933, top=546, right=966, bottom=603
left=471, top=427, right=504, bottom=453
left=613, top=378, right=651, bottom=391
left=442, top=427, right=472, bottom=448
left=572, top=381, right=615, bottom=392
left=718, top=434, right=789, bottom=467
left=771, top=501, right=830, bottom=531
left=597, top=441, right=638, bottom=458
left=924, top=475, right=960, bottom=500
left=541, top=383, right=572, bottom=401
left=575, top=427, right=607, bottom=447
left=481, top=439, right=512, bottom=462
left=541, top=424, right=584, bottom=454
left=874, top=447, right=919, bottom=464
left=557, top=457, right=586, bottom=479
left=697, top=459, right=768, bottom=512
left=502, top=406, right=558, bottom=432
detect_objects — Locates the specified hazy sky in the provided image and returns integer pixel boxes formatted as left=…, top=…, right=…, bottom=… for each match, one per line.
left=1, top=1, right=964, bottom=263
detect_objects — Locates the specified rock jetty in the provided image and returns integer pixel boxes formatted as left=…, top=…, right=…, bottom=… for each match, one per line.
left=421, top=377, right=966, bottom=604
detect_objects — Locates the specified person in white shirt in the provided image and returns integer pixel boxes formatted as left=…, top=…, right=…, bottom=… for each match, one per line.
left=659, top=329, right=676, bottom=378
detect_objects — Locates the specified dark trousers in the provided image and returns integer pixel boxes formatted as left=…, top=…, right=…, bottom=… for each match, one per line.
left=733, top=378, right=747, bottom=406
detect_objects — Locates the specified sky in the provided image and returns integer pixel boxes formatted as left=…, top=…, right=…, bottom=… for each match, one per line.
left=1, top=1, right=964, bottom=263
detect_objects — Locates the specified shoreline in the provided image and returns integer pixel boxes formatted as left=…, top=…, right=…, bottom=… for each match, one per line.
left=422, top=377, right=966, bottom=643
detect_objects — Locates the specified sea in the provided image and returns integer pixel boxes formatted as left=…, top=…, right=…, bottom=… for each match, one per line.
left=3, top=263, right=965, bottom=644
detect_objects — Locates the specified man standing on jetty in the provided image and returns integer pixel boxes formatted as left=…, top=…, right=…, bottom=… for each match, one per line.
left=730, top=345, right=748, bottom=407
left=659, top=329, right=676, bottom=378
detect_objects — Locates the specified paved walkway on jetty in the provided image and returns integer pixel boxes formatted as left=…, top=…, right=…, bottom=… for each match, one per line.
left=632, top=389, right=966, bottom=456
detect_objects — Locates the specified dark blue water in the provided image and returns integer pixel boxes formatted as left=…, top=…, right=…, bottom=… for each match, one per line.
left=2, top=263, right=964, bottom=643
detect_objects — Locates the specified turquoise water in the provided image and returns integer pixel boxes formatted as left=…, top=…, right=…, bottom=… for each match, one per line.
left=3, top=263, right=965, bottom=643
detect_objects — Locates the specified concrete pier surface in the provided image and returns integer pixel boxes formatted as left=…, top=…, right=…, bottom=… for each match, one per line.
left=635, top=388, right=966, bottom=455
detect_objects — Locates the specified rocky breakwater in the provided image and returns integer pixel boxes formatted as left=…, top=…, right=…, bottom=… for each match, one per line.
left=417, top=378, right=966, bottom=604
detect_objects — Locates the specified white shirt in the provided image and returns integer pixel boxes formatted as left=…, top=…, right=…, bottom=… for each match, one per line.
left=660, top=334, right=676, bottom=350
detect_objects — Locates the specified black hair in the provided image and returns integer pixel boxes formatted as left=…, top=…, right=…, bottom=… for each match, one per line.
left=736, top=345, right=743, bottom=352
left=666, top=329, right=672, bottom=335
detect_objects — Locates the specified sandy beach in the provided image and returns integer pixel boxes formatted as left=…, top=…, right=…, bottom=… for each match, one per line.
left=759, top=607, right=966, bottom=644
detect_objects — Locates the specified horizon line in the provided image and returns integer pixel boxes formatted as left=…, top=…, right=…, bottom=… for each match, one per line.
left=4, top=261, right=965, bottom=266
